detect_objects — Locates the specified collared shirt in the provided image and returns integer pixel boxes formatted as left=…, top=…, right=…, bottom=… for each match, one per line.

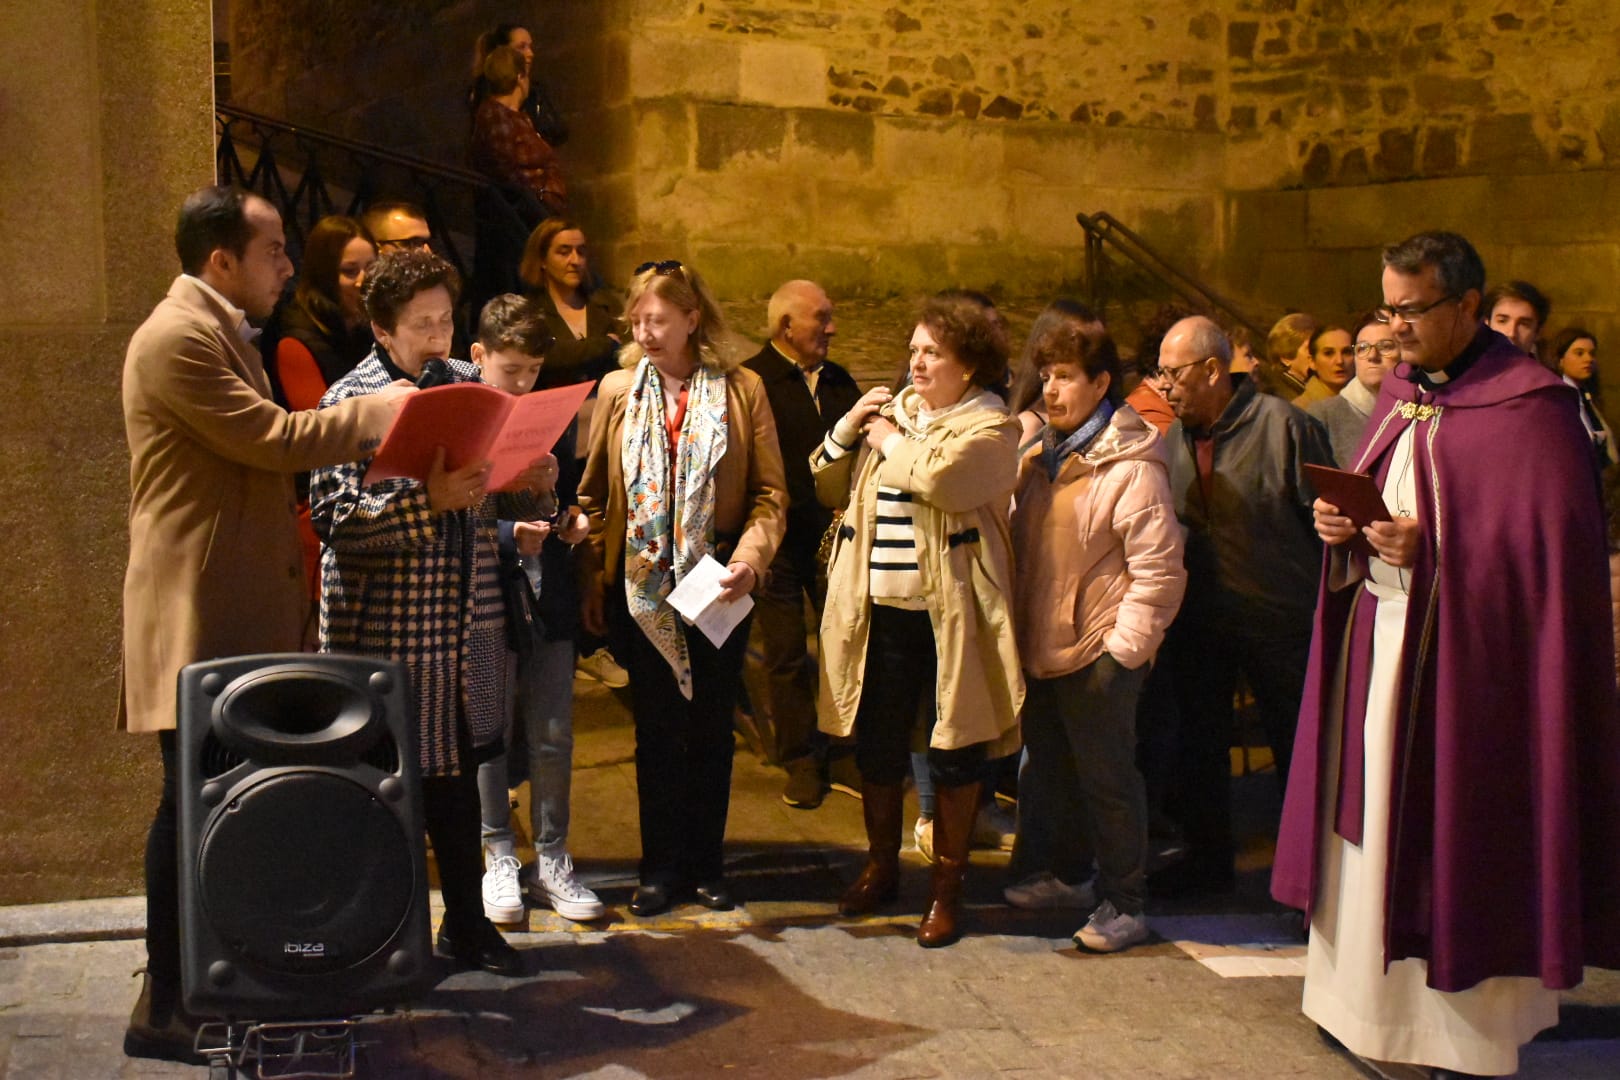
left=183, top=273, right=259, bottom=344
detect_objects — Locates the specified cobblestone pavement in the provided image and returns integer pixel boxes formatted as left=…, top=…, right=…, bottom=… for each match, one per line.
left=4, top=669, right=1619, bottom=1078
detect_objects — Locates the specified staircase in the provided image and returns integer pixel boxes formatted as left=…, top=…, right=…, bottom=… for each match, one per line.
left=214, top=102, right=514, bottom=284
left=1075, top=210, right=1301, bottom=392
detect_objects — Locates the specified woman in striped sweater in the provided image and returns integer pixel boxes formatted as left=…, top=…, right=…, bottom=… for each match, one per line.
left=813, top=292, right=1023, bottom=948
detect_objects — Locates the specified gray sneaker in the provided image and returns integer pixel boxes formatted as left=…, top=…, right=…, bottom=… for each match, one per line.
left=1074, top=900, right=1149, bottom=953
left=913, top=815, right=937, bottom=864
left=575, top=648, right=629, bottom=688
left=527, top=849, right=605, bottom=921
left=972, top=801, right=1017, bottom=850
left=1003, top=871, right=1097, bottom=910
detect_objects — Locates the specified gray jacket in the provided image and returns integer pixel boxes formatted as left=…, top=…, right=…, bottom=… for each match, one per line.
left=1165, top=376, right=1334, bottom=627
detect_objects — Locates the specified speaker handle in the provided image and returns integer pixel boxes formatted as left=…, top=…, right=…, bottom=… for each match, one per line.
left=211, top=665, right=383, bottom=764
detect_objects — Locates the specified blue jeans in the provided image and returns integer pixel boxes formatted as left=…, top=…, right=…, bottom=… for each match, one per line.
left=479, top=637, right=577, bottom=854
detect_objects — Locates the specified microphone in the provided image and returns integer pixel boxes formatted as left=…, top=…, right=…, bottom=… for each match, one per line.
left=416, top=358, right=453, bottom=389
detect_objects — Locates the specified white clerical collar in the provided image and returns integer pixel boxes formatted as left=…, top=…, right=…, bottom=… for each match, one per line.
left=184, top=274, right=259, bottom=344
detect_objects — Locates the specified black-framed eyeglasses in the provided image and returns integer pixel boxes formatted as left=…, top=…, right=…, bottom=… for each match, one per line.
left=377, top=236, right=433, bottom=251
left=1153, top=356, right=1212, bottom=382
left=635, top=259, right=684, bottom=277
left=1373, top=295, right=1459, bottom=325
left=1353, top=339, right=1401, bottom=358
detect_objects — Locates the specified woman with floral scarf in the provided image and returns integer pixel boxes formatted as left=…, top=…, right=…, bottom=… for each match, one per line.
left=576, top=261, right=786, bottom=917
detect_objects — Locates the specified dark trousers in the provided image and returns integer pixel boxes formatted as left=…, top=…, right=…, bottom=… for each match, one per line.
left=1164, top=611, right=1311, bottom=864
left=143, top=733, right=182, bottom=1009
left=615, top=592, right=751, bottom=887
left=854, top=605, right=986, bottom=789
left=421, top=737, right=499, bottom=937
left=747, top=538, right=827, bottom=767
left=1012, top=656, right=1150, bottom=913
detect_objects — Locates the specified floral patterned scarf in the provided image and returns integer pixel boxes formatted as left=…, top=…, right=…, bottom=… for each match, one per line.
left=621, top=356, right=729, bottom=698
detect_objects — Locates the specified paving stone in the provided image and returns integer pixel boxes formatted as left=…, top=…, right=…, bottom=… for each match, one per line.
left=2, top=701, right=1618, bottom=1077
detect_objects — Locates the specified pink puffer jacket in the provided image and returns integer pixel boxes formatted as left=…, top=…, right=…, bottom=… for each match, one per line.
left=1011, top=405, right=1187, bottom=678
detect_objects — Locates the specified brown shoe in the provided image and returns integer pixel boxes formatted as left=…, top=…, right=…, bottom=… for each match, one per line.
left=838, top=780, right=904, bottom=915
left=917, top=781, right=980, bottom=948
left=123, top=972, right=207, bottom=1066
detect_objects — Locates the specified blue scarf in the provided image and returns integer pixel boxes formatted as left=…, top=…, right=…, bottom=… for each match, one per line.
left=1041, top=399, right=1114, bottom=480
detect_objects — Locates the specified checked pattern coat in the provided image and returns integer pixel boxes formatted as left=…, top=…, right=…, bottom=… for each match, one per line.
left=311, top=352, right=551, bottom=776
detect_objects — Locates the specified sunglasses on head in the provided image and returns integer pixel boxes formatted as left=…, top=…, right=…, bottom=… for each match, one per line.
left=635, top=259, right=684, bottom=277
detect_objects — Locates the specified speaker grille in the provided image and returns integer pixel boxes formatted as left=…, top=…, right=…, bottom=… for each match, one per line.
left=196, top=772, right=415, bottom=975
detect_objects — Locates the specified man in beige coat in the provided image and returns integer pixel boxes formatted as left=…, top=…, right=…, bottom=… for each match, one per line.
left=120, top=186, right=408, bottom=1064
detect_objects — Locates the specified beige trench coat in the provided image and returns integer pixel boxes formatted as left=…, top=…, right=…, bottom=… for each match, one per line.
left=813, top=392, right=1024, bottom=754
left=119, top=276, right=391, bottom=734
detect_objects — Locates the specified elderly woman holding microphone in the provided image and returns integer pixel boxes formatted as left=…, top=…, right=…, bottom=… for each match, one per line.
left=577, top=260, right=786, bottom=917
left=815, top=292, right=1023, bottom=948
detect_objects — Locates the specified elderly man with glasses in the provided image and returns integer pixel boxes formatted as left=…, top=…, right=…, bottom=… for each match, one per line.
left=1272, top=231, right=1620, bottom=1078
left=1150, top=314, right=1335, bottom=897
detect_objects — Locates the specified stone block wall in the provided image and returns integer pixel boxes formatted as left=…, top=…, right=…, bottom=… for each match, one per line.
left=544, top=0, right=1233, bottom=297
left=1225, top=169, right=1620, bottom=353
left=226, top=0, right=1620, bottom=336
left=1222, top=0, right=1620, bottom=190
left=0, top=0, right=216, bottom=905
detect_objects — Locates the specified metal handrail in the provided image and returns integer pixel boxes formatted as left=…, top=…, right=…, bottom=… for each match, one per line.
left=219, top=103, right=490, bottom=185
left=215, top=102, right=533, bottom=286
left=1075, top=210, right=1302, bottom=393
left=1076, top=211, right=1267, bottom=342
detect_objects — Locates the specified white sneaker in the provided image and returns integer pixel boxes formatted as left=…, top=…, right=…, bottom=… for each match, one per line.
left=528, top=850, right=605, bottom=921
left=575, top=648, right=629, bottom=688
left=482, top=854, right=525, bottom=923
left=1003, top=871, right=1098, bottom=910
left=913, top=816, right=937, bottom=864
left=972, top=802, right=1017, bottom=851
left=1074, top=899, right=1149, bottom=953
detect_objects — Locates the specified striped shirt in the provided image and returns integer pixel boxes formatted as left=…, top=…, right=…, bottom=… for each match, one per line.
left=869, top=486, right=926, bottom=606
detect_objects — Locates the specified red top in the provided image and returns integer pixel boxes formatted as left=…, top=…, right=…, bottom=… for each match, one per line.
left=470, top=98, right=566, bottom=205
left=276, top=337, right=328, bottom=412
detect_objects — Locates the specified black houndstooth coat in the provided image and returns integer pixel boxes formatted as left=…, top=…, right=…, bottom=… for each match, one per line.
left=311, top=351, right=552, bottom=776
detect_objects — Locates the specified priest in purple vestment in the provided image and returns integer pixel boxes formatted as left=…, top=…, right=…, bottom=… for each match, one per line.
left=1271, top=231, right=1620, bottom=1077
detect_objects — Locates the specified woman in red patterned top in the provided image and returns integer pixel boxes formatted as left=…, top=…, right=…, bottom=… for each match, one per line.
left=470, top=45, right=565, bottom=214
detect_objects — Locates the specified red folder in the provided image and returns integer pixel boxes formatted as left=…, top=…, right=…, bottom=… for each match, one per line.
left=363, top=380, right=594, bottom=491
left=1303, top=463, right=1392, bottom=561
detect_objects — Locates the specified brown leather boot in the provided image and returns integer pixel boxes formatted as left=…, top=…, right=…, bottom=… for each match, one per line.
left=917, top=781, right=980, bottom=948
left=839, top=781, right=905, bottom=916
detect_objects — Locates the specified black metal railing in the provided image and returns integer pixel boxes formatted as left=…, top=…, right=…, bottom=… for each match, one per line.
left=215, top=102, right=528, bottom=284
left=1075, top=210, right=1301, bottom=393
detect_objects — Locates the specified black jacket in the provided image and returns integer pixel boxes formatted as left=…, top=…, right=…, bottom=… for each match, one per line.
left=1166, top=375, right=1334, bottom=625
left=529, top=287, right=623, bottom=392
left=743, top=342, right=862, bottom=551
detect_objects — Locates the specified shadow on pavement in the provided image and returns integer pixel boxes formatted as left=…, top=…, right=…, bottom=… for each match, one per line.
left=362, top=931, right=927, bottom=1078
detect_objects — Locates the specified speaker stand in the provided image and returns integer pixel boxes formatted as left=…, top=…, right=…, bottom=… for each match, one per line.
left=195, top=1017, right=362, bottom=1079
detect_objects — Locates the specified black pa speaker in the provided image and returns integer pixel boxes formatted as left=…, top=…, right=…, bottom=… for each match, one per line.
left=176, top=653, right=433, bottom=1018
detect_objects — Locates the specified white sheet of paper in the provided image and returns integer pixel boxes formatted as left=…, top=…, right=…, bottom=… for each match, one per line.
left=666, top=554, right=754, bottom=648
